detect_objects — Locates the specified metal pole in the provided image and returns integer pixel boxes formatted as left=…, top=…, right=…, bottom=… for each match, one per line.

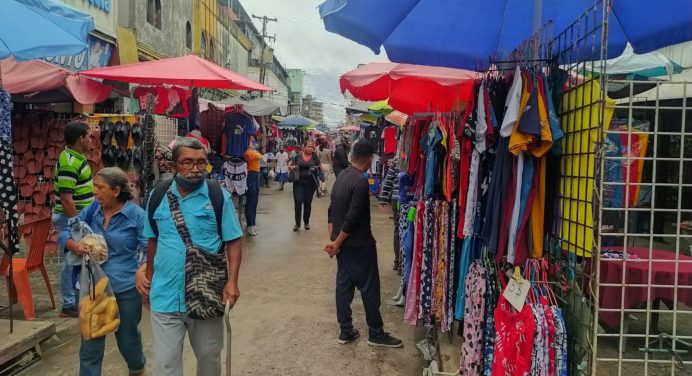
left=532, top=0, right=542, bottom=34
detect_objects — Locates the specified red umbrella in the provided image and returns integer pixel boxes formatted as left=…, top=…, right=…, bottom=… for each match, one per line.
left=81, top=54, right=275, bottom=91
left=340, top=62, right=478, bottom=114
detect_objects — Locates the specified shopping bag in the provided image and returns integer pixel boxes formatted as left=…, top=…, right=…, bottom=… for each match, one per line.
left=79, top=256, right=120, bottom=340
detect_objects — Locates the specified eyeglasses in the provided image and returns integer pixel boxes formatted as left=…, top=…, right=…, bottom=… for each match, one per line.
left=176, top=160, right=208, bottom=169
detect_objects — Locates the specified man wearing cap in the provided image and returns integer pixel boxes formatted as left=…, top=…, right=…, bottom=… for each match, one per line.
left=53, top=122, right=94, bottom=318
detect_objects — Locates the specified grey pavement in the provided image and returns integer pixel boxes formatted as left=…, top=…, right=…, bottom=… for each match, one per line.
left=17, top=182, right=426, bottom=375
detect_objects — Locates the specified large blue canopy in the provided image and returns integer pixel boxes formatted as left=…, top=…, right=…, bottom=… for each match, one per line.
left=0, top=0, right=94, bottom=61
left=319, top=0, right=692, bottom=70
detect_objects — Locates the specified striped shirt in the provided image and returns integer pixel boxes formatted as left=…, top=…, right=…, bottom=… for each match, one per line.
left=54, top=148, right=94, bottom=213
left=379, top=158, right=400, bottom=204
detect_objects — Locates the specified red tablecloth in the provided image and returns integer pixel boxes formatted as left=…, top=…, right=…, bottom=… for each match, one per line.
left=598, top=247, right=692, bottom=328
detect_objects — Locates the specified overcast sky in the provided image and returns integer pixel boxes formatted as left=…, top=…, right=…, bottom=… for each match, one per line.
left=240, top=0, right=389, bottom=127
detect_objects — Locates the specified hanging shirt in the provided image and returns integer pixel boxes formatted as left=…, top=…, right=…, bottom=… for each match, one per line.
left=492, top=282, right=535, bottom=376
left=423, top=121, right=443, bottom=198
left=559, top=79, right=615, bottom=257
left=223, top=160, right=248, bottom=195
left=364, top=124, right=383, bottom=153
left=463, top=82, right=488, bottom=237
left=499, top=65, right=523, bottom=137
left=382, top=126, right=398, bottom=154
left=223, top=112, right=254, bottom=157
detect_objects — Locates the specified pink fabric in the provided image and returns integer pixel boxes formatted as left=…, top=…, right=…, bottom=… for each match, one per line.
left=404, top=200, right=426, bottom=326
left=1, top=57, right=112, bottom=104
left=81, top=55, right=274, bottom=91
left=340, top=62, right=477, bottom=114
left=595, top=247, right=692, bottom=328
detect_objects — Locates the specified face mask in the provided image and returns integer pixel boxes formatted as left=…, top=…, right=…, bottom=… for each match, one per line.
left=174, top=172, right=207, bottom=191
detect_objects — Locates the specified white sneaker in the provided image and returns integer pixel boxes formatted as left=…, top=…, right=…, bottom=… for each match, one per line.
left=247, top=226, right=259, bottom=236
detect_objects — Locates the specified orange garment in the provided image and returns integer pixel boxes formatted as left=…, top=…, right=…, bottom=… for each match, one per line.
left=244, top=148, right=261, bottom=172
left=508, top=72, right=553, bottom=158
left=530, top=75, right=554, bottom=258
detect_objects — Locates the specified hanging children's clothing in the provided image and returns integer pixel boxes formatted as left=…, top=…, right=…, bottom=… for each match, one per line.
left=223, top=159, right=248, bottom=195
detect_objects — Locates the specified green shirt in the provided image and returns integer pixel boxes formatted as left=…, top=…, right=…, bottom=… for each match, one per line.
left=54, top=147, right=94, bottom=213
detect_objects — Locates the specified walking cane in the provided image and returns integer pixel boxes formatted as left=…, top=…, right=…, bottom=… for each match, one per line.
left=224, top=301, right=233, bottom=375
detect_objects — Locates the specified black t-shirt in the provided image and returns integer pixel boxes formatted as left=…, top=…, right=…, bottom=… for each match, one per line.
left=328, top=166, right=376, bottom=248
left=364, top=124, right=383, bottom=153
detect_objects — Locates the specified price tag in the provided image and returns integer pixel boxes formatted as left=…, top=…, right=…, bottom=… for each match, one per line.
left=407, top=206, right=417, bottom=222
left=368, top=178, right=374, bottom=185
left=503, top=277, right=531, bottom=311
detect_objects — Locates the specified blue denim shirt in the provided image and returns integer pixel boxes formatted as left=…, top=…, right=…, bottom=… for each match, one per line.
left=60, top=201, right=147, bottom=293
left=144, top=181, right=243, bottom=313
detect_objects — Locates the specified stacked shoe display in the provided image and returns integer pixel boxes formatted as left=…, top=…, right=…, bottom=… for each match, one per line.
left=12, top=113, right=68, bottom=254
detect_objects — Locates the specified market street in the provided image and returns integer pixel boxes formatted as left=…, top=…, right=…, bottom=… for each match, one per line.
left=19, top=185, right=426, bottom=375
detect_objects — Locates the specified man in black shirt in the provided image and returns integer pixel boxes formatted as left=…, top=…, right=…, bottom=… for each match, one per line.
left=324, top=139, right=403, bottom=348
left=332, top=136, right=350, bottom=177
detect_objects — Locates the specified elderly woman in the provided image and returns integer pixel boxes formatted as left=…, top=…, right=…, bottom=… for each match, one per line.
left=61, top=167, right=147, bottom=376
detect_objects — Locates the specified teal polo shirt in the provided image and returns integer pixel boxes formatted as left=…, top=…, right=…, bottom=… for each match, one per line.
left=144, top=180, right=243, bottom=313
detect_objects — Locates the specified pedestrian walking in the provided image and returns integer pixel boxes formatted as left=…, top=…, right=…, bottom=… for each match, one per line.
left=135, top=138, right=243, bottom=376
left=53, top=121, right=95, bottom=318
left=318, top=141, right=333, bottom=195
left=275, top=146, right=289, bottom=190
left=289, top=140, right=321, bottom=232
left=324, top=139, right=403, bottom=348
left=61, top=167, right=147, bottom=376
left=333, top=136, right=350, bottom=178
left=260, top=147, right=273, bottom=188
left=244, top=145, right=261, bottom=236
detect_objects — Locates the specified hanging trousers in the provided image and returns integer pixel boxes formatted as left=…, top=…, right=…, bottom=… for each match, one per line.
left=245, top=172, right=259, bottom=226
left=335, top=244, right=385, bottom=338
left=293, top=179, right=316, bottom=226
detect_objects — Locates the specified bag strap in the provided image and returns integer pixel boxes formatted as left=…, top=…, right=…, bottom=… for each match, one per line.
left=206, top=179, right=225, bottom=240
left=166, top=189, right=195, bottom=248
left=85, top=201, right=100, bottom=225
left=151, top=179, right=225, bottom=245
left=147, top=179, right=174, bottom=238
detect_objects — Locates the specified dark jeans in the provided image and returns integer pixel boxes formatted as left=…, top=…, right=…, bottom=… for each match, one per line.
left=335, top=244, right=385, bottom=338
left=245, top=171, right=260, bottom=227
left=260, top=167, right=270, bottom=187
left=79, top=288, right=146, bottom=376
left=293, top=179, right=316, bottom=226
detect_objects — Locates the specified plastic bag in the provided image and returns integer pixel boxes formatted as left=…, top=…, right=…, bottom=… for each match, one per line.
left=79, top=234, right=108, bottom=264
left=268, top=169, right=276, bottom=179
left=79, top=256, right=120, bottom=340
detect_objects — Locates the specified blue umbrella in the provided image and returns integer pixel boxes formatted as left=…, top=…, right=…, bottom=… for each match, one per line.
left=280, top=115, right=315, bottom=128
left=319, top=0, right=692, bottom=70
left=0, top=0, right=94, bottom=61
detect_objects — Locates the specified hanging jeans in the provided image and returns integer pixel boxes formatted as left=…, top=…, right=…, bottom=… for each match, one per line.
left=79, top=288, right=146, bottom=376
left=335, top=244, right=385, bottom=338
left=53, top=212, right=76, bottom=310
left=392, top=199, right=400, bottom=270
left=245, top=172, right=260, bottom=227
left=293, top=179, right=316, bottom=226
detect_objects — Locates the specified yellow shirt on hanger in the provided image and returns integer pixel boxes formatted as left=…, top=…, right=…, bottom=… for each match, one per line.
left=559, top=79, right=615, bottom=257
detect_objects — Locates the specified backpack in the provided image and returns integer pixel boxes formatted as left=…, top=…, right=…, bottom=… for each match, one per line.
left=146, top=179, right=225, bottom=240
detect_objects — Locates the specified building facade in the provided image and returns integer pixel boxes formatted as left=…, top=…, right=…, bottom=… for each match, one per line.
left=287, top=69, right=304, bottom=115
left=302, top=95, right=324, bottom=124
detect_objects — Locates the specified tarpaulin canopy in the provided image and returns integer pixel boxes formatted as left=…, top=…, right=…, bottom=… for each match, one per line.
left=1, top=57, right=112, bottom=104
left=367, top=100, right=393, bottom=116
left=200, top=97, right=281, bottom=116
left=320, top=0, right=692, bottom=70
left=279, top=115, right=317, bottom=128
left=600, top=43, right=684, bottom=77
left=0, top=0, right=94, bottom=61
left=340, top=62, right=477, bottom=114
left=80, top=54, right=275, bottom=91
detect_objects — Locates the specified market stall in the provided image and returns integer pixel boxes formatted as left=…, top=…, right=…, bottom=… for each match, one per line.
left=322, top=0, right=692, bottom=375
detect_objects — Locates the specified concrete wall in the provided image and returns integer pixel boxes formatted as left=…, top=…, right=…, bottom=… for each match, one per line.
left=59, top=0, right=117, bottom=38
left=123, top=0, right=193, bottom=58
left=248, top=67, right=289, bottom=115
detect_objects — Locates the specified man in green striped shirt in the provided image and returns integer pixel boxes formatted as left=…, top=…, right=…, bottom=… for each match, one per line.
left=52, top=121, right=94, bottom=317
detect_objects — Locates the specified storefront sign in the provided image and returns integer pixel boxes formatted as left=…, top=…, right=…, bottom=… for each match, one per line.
left=43, top=36, right=113, bottom=72
left=86, top=0, right=111, bottom=13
